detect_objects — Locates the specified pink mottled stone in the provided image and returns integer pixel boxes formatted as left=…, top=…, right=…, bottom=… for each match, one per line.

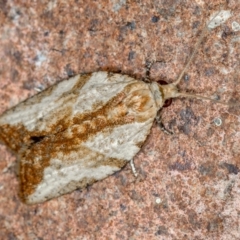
left=0, top=0, right=239, bottom=239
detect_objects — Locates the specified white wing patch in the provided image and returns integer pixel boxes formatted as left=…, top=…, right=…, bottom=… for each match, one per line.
left=28, top=163, right=120, bottom=204
left=0, top=71, right=163, bottom=204
left=82, top=121, right=153, bottom=160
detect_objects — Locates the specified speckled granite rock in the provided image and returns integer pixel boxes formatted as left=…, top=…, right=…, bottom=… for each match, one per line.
left=0, top=0, right=239, bottom=239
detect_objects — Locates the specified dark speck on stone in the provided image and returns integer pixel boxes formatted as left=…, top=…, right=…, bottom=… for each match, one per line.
left=184, top=74, right=190, bottom=82
left=180, top=107, right=196, bottom=123
left=128, top=51, right=135, bottom=61
left=126, top=21, right=136, bottom=30
left=65, top=64, right=75, bottom=77
left=155, top=226, right=168, bottom=236
left=205, top=67, right=215, bottom=76
left=152, top=16, right=160, bottom=23
left=223, top=163, right=239, bottom=175
left=192, top=21, right=200, bottom=29
left=13, top=51, right=22, bottom=62
left=120, top=203, right=126, bottom=211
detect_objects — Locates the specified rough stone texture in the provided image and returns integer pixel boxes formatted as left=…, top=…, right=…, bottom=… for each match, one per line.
left=0, top=0, right=239, bottom=239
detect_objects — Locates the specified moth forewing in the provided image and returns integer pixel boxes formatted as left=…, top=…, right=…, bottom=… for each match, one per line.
left=0, top=72, right=164, bottom=204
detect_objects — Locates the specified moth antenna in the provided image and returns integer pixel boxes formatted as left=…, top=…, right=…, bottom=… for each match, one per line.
left=173, top=10, right=223, bottom=86
left=176, top=92, right=230, bottom=106
left=163, top=9, right=237, bottom=107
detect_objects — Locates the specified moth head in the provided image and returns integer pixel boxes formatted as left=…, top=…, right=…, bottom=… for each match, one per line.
left=158, top=82, right=178, bottom=107
left=158, top=77, right=232, bottom=108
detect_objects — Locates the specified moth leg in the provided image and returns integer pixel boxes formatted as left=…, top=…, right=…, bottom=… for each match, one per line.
left=130, top=159, right=138, bottom=177
left=144, top=60, right=154, bottom=83
left=144, top=60, right=164, bottom=83
left=156, top=110, right=173, bottom=135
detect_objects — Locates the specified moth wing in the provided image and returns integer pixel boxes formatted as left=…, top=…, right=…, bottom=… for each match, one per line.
left=0, top=72, right=136, bottom=151
left=0, top=72, right=159, bottom=204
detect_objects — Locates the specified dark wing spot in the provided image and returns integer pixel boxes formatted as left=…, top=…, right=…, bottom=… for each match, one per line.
left=30, top=136, right=45, bottom=144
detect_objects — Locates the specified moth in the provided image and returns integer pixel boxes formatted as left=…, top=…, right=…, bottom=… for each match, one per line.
left=0, top=10, right=232, bottom=204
